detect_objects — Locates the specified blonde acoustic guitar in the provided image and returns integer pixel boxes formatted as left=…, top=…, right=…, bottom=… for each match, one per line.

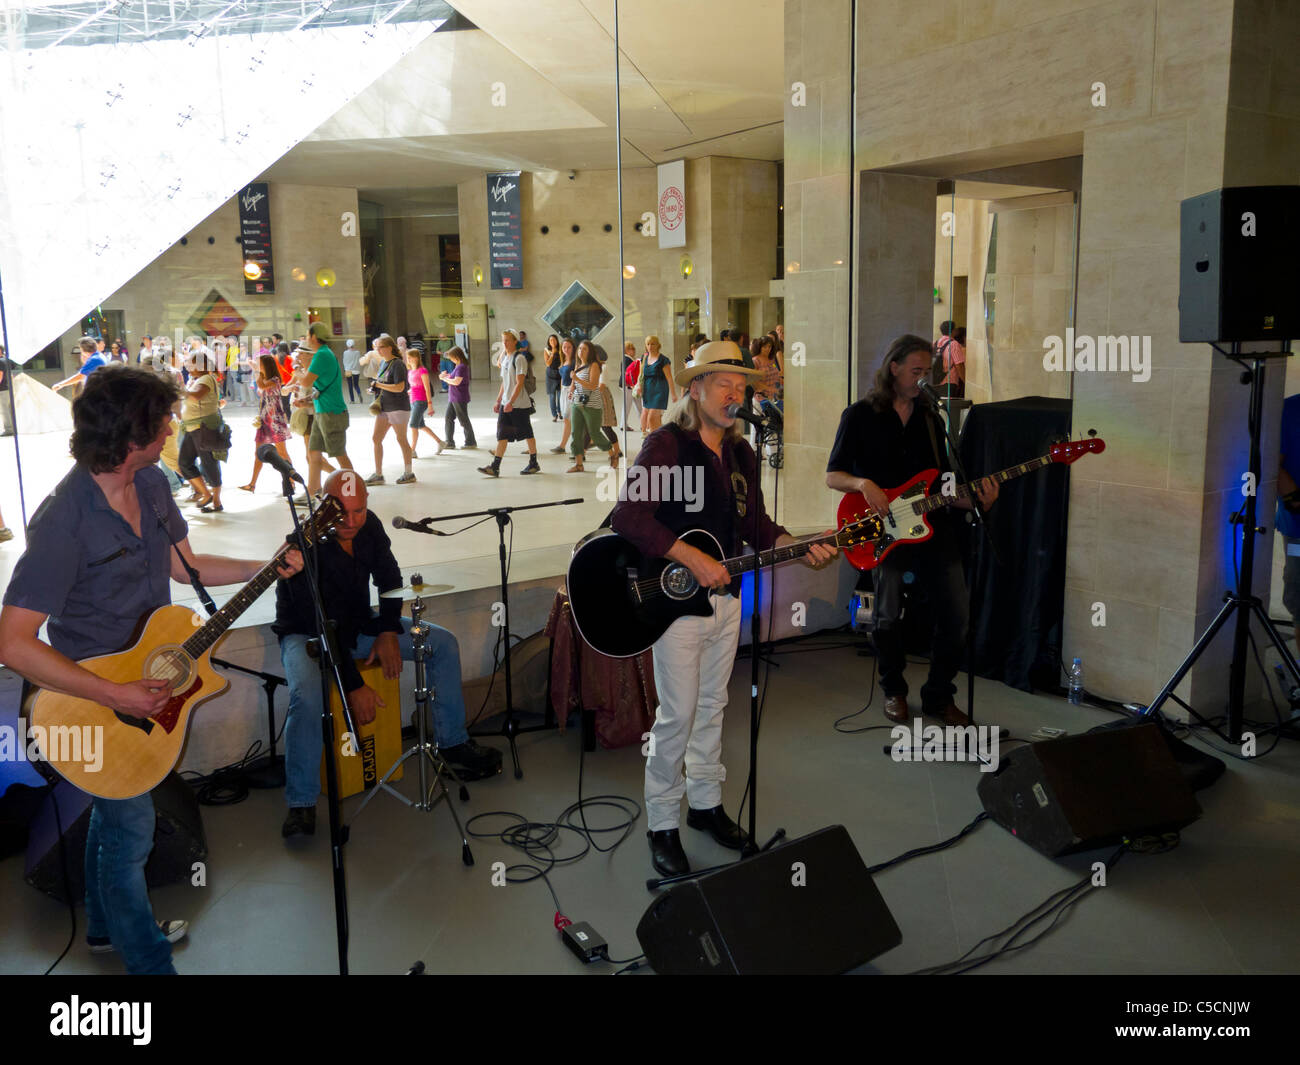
left=27, top=496, right=343, bottom=800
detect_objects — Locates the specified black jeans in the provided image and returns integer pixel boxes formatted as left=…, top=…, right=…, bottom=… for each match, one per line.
left=177, top=429, right=222, bottom=486
left=871, top=539, right=967, bottom=710
left=444, top=401, right=476, bottom=446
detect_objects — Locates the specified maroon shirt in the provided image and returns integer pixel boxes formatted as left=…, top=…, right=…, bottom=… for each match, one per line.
left=611, top=424, right=786, bottom=591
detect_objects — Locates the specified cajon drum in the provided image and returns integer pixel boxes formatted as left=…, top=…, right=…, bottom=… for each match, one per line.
left=320, top=660, right=404, bottom=799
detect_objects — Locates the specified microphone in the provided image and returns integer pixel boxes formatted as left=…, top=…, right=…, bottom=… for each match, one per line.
left=724, top=402, right=782, bottom=430
left=918, top=380, right=944, bottom=406
left=256, top=443, right=305, bottom=484
left=392, top=515, right=441, bottom=535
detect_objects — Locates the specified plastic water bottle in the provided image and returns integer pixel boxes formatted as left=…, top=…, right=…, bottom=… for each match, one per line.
left=1067, top=658, right=1084, bottom=705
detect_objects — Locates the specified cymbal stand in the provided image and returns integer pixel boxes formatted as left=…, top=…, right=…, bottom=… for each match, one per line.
left=349, top=589, right=474, bottom=866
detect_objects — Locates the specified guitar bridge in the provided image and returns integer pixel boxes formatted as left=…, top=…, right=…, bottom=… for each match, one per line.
left=627, top=566, right=643, bottom=605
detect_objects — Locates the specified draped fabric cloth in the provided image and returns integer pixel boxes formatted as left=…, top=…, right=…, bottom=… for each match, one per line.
left=958, top=397, right=1073, bottom=692
left=545, top=588, right=657, bottom=749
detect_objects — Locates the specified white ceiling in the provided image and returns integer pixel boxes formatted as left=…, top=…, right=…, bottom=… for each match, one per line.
left=260, top=0, right=786, bottom=189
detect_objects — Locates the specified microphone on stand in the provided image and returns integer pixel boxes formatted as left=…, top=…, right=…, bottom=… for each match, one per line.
left=256, top=443, right=305, bottom=484
left=392, top=515, right=442, bottom=535
left=918, top=380, right=945, bottom=407
left=725, top=402, right=782, bottom=431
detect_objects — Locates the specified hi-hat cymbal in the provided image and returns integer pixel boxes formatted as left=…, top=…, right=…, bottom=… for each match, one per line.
left=378, top=583, right=453, bottom=599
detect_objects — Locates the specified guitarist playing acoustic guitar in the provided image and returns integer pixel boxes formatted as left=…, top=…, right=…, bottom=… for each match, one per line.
left=0, top=366, right=303, bottom=975
left=826, top=335, right=997, bottom=729
left=610, top=341, right=837, bottom=879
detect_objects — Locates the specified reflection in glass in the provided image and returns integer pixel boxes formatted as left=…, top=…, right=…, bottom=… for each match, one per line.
left=982, top=214, right=998, bottom=395
left=542, top=281, right=614, bottom=344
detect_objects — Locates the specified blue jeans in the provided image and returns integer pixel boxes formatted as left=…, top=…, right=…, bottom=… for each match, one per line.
left=280, top=618, right=470, bottom=808
left=85, top=794, right=176, bottom=974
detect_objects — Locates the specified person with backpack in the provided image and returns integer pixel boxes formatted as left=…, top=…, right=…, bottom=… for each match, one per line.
left=479, top=329, right=540, bottom=477
left=934, top=320, right=965, bottom=397
left=622, top=341, right=643, bottom=425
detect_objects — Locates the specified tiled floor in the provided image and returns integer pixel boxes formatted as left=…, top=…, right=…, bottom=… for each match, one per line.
left=2, top=640, right=1297, bottom=976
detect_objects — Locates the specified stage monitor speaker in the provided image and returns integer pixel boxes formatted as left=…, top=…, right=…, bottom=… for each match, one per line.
left=977, top=722, right=1200, bottom=857
left=24, top=772, right=208, bottom=903
left=1179, top=185, right=1299, bottom=342
left=635, top=824, right=901, bottom=974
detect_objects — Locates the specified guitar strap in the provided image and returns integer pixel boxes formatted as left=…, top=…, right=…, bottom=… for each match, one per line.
left=150, top=498, right=218, bottom=617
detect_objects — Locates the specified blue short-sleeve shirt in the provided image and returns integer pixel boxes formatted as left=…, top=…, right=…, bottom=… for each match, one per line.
left=3, top=465, right=187, bottom=661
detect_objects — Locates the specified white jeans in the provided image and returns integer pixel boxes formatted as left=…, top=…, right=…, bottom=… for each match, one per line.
left=645, top=593, right=743, bottom=831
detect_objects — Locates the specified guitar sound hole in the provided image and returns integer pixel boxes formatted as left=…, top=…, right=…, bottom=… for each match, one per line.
left=145, top=648, right=193, bottom=694
left=662, top=565, right=698, bottom=600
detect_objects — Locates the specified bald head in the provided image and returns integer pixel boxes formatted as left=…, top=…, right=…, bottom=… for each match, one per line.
left=324, top=470, right=368, bottom=542
left=324, top=469, right=366, bottom=503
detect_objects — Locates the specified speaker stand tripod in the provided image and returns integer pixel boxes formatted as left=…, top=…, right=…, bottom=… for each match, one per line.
left=349, top=587, right=474, bottom=866
left=1142, top=343, right=1300, bottom=744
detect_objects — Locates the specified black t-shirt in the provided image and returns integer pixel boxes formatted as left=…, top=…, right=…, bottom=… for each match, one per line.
left=0, top=357, right=14, bottom=391
left=826, top=397, right=961, bottom=548
left=272, top=511, right=403, bottom=692
left=377, top=356, right=410, bottom=412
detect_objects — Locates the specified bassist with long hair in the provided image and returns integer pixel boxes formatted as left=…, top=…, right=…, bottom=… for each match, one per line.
left=825, top=335, right=998, bottom=728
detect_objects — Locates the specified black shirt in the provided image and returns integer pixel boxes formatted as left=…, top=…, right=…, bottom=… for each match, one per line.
left=826, top=397, right=961, bottom=550
left=272, top=511, right=403, bottom=692
left=376, top=356, right=410, bottom=412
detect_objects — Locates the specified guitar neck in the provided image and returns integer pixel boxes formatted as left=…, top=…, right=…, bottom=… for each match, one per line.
left=181, top=548, right=293, bottom=658
left=913, top=452, right=1053, bottom=514
left=721, top=530, right=839, bottom=577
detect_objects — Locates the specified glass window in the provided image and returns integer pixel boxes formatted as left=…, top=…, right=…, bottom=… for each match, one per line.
left=541, top=281, right=614, bottom=344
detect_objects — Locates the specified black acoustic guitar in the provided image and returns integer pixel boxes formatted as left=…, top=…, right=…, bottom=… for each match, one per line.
left=566, top=520, right=876, bottom=658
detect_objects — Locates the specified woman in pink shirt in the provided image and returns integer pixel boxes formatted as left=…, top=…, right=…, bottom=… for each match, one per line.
left=406, top=348, right=445, bottom=457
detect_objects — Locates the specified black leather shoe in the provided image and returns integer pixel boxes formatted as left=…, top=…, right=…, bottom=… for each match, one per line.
left=441, top=739, right=503, bottom=781
left=648, top=829, right=690, bottom=877
left=282, top=806, right=316, bottom=838
left=686, top=805, right=749, bottom=850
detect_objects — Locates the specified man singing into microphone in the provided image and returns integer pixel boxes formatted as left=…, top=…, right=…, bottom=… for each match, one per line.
left=611, top=341, right=836, bottom=877
left=273, top=469, right=501, bottom=838
left=825, top=335, right=997, bottom=727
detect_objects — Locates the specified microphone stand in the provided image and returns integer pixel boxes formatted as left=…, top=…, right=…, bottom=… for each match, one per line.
left=278, top=470, right=359, bottom=976
left=208, top=656, right=286, bottom=788
left=923, top=385, right=996, bottom=732
left=413, top=498, right=583, bottom=779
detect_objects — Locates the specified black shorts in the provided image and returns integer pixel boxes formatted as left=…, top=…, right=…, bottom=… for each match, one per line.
left=496, top=407, right=534, bottom=442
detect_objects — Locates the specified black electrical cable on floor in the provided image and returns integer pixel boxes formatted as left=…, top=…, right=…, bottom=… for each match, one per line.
left=909, top=843, right=1127, bottom=975
left=834, top=653, right=883, bottom=733
left=867, top=811, right=989, bottom=875
left=43, top=783, right=75, bottom=975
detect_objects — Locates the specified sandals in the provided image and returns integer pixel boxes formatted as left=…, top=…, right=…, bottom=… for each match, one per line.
left=199, top=503, right=224, bottom=513
left=609, top=443, right=621, bottom=468
left=238, top=484, right=256, bottom=492
left=566, top=461, right=585, bottom=473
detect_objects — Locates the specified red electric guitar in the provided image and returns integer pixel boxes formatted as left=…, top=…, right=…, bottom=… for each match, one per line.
left=836, top=435, right=1105, bottom=571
